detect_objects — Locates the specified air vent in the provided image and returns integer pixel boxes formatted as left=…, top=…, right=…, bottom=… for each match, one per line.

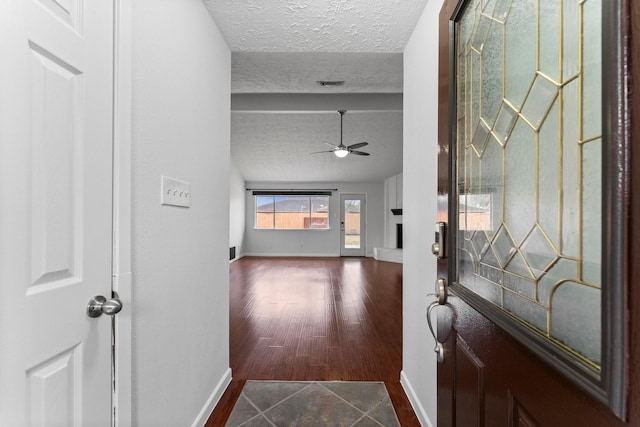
left=391, top=209, right=403, bottom=216
left=317, top=80, right=345, bottom=87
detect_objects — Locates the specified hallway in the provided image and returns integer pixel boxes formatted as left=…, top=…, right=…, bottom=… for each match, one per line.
left=207, top=257, right=419, bottom=425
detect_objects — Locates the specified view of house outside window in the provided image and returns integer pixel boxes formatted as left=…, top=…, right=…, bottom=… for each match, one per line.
left=255, top=195, right=330, bottom=229
left=459, top=193, right=492, bottom=230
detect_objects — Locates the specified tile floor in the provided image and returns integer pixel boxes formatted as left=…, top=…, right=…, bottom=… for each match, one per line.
left=225, top=381, right=400, bottom=427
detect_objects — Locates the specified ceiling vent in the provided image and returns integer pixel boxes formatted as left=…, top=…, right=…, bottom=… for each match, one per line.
left=317, top=80, right=345, bottom=87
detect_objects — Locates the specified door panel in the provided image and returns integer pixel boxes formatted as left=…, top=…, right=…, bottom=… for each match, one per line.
left=436, top=0, right=639, bottom=425
left=454, top=336, right=484, bottom=427
left=0, top=0, right=114, bottom=425
left=340, top=194, right=366, bottom=256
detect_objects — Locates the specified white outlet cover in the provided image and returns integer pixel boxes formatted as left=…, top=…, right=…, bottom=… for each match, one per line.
left=161, top=176, right=191, bottom=208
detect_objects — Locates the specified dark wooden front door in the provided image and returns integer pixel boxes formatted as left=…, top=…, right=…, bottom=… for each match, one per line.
left=435, top=0, right=640, bottom=425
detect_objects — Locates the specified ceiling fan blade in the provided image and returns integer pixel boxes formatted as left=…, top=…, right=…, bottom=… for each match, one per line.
left=313, top=111, right=369, bottom=157
left=348, top=142, right=368, bottom=150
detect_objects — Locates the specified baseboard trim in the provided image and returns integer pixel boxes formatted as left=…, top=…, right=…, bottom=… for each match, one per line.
left=400, top=370, right=434, bottom=427
left=243, top=252, right=340, bottom=258
left=191, top=367, right=232, bottom=427
left=229, top=254, right=245, bottom=264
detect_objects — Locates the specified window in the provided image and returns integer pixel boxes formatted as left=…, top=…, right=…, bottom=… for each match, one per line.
left=458, top=193, right=493, bottom=231
left=255, top=195, right=329, bottom=229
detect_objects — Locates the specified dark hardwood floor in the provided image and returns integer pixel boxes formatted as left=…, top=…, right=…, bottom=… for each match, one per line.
left=206, top=257, right=420, bottom=426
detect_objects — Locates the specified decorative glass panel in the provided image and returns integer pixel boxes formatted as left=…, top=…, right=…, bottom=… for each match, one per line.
left=520, top=75, right=558, bottom=129
left=492, top=103, right=517, bottom=145
left=455, top=0, right=602, bottom=370
left=582, top=0, right=602, bottom=140
left=504, top=0, right=536, bottom=109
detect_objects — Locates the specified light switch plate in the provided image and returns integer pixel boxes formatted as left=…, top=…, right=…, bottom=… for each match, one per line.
left=161, top=176, right=190, bottom=207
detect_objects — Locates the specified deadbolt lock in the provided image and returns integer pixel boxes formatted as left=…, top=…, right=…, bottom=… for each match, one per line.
left=432, top=222, right=447, bottom=259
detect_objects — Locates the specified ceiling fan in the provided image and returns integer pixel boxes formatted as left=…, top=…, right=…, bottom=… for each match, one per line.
left=312, top=110, right=370, bottom=158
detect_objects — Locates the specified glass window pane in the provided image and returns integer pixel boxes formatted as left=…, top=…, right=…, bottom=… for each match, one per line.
left=455, top=0, right=602, bottom=366
left=256, top=196, right=273, bottom=212
left=255, top=196, right=274, bottom=229
left=538, top=100, right=560, bottom=248
left=274, top=196, right=309, bottom=229
left=255, top=195, right=330, bottom=230
left=551, top=282, right=601, bottom=364
left=503, top=119, right=535, bottom=244
left=480, top=19, right=503, bottom=126
left=538, top=0, right=560, bottom=82
left=274, top=196, right=308, bottom=212
left=582, top=0, right=602, bottom=140
left=520, top=76, right=558, bottom=129
left=256, top=212, right=274, bottom=229
left=344, top=199, right=361, bottom=248
left=310, top=196, right=329, bottom=229
left=504, top=0, right=536, bottom=109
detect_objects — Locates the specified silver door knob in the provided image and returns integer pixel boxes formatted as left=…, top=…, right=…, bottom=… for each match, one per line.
left=87, top=295, right=123, bottom=318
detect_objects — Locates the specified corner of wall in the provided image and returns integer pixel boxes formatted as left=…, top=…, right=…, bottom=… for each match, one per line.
left=383, top=173, right=404, bottom=248
left=230, top=158, right=246, bottom=259
left=401, top=371, right=435, bottom=427
left=190, top=368, right=232, bottom=427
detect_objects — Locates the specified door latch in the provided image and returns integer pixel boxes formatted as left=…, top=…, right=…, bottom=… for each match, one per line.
left=431, top=222, right=447, bottom=259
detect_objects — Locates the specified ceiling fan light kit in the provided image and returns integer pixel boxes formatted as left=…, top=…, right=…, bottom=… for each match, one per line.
left=334, top=147, right=349, bottom=158
left=311, top=110, right=370, bottom=158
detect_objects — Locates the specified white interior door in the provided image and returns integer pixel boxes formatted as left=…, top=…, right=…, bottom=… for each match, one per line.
left=340, top=194, right=366, bottom=256
left=0, top=0, right=115, bottom=425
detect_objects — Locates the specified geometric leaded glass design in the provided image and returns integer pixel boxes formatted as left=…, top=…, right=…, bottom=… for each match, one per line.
left=455, top=0, right=602, bottom=367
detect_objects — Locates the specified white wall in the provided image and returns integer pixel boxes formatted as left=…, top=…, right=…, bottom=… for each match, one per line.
left=384, top=173, right=404, bottom=248
left=131, top=0, right=231, bottom=425
left=230, top=159, right=246, bottom=259
left=401, top=0, right=444, bottom=426
left=243, top=181, right=384, bottom=257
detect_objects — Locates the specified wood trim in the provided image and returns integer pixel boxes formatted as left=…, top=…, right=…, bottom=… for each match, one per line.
left=507, top=391, right=539, bottom=427
left=601, top=0, right=631, bottom=416
left=627, top=0, right=640, bottom=422
left=455, top=336, right=485, bottom=427
left=436, top=2, right=460, bottom=426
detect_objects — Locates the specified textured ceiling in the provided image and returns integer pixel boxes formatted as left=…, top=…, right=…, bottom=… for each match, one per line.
left=232, top=52, right=402, bottom=94
left=204, top=0, right=428, bottom=52
left=232, top=111, right=403, bottom=183
left=205, top=0, right=425, bottom=183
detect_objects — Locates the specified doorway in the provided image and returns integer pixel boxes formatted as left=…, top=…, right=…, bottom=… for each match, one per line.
left=340, top=194, right=366, bottom=257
